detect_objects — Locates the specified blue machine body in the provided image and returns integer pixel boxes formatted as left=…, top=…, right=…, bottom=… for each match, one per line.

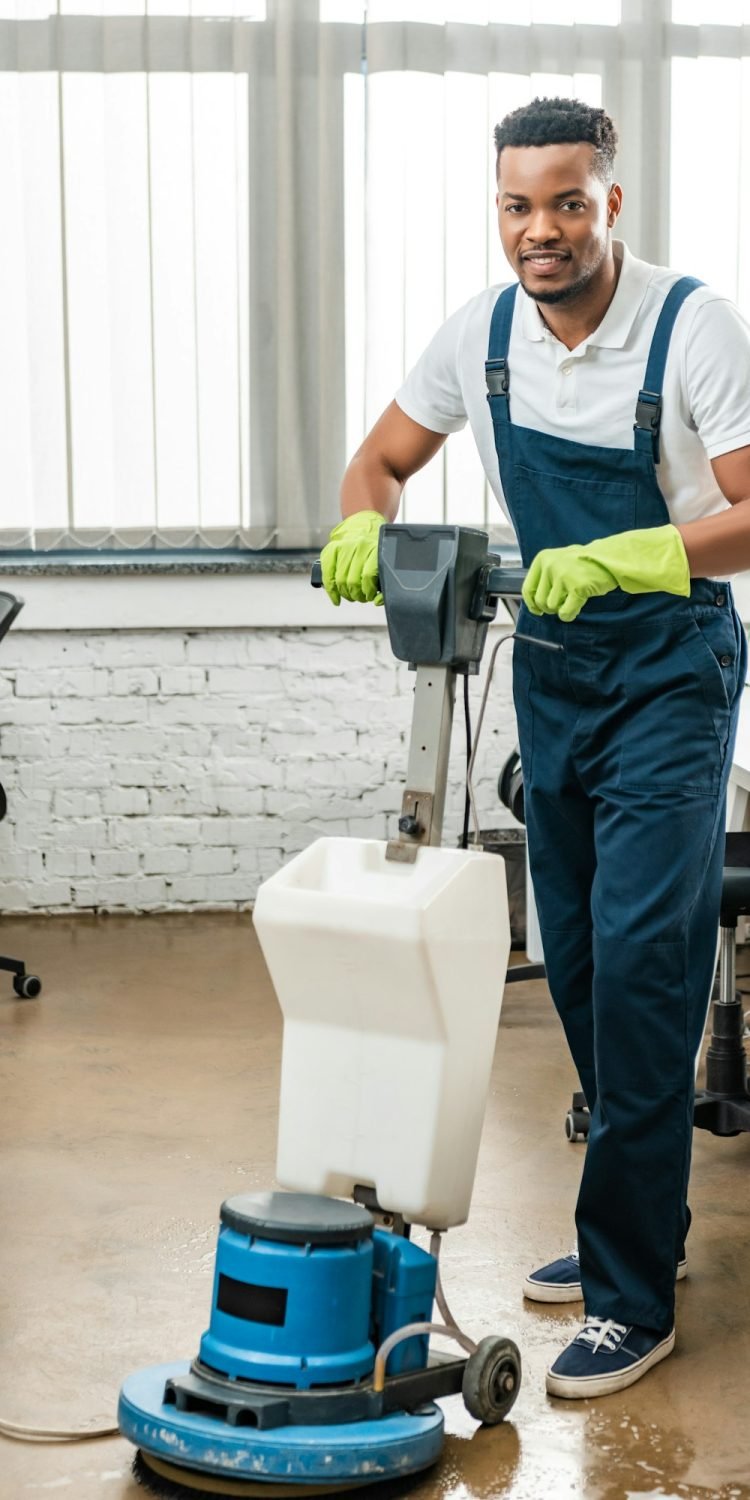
left=200, top=1224, right=375, bottom=1387
left=198, top=1196, right=437, bottom=1391
left=119, top=1192, right=446, bottom=1490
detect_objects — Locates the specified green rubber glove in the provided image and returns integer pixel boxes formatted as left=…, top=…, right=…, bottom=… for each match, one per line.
left=320, top=510, right=386, bottom=606
left=522, top=524, right=691, bottom=624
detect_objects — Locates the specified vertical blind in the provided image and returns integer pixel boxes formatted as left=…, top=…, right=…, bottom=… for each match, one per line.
left=0, top=0, right=748, bottom=550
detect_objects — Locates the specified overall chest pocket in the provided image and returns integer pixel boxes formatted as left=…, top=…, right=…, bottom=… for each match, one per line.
left=511, top=463, right=637, bottom=572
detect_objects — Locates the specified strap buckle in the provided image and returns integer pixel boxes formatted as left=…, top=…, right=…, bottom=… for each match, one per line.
left=634, top=389, right=662, bottom=432
left=486, top=357, right=509, bottom=398
left=634, top=388, right=662, bottom=462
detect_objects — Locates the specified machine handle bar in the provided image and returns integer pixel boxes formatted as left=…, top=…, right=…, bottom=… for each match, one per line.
left=484, top=566, right=525, bottom=599
left=310, top=560, right=526, bottom=600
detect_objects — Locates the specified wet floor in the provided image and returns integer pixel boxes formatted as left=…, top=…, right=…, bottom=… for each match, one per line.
left=0, top=912, right=749, bottom=1500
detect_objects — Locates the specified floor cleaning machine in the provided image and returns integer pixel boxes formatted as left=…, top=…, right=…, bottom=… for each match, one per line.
left=119, top=524, right=527, bottom=1499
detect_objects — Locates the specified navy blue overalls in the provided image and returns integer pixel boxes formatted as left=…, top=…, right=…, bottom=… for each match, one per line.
left=487, top=277, right=746, bottom=1332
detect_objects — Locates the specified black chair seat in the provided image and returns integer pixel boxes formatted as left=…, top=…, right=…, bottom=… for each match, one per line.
left=721, top=832, right=750, bottom=926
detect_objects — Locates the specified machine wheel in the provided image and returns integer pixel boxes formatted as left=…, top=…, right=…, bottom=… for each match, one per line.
left=13, top=973, right=41, bottom=999
left=462, top=1335, right=521, bottom=1425
left=565, top=1108, right=590, bottom=1143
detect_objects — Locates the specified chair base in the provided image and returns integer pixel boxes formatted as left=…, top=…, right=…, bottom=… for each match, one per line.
left=692, top=991, right=750, bottom=1135
left=0, top=956, right=42, bottom=999
left=0, top=954, right=25, bottom=979
left=693, top=1090, right=750, bottom=1137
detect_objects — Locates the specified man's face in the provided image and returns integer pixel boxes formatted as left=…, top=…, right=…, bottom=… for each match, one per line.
left=496, top=142, right=620, bottom=306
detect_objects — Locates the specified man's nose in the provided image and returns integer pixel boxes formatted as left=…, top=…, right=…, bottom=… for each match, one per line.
left=525, top=211, right=562, bottom=242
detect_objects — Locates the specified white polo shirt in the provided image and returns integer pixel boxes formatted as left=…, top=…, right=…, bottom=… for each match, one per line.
left=395, top=240, right=750, bottom=530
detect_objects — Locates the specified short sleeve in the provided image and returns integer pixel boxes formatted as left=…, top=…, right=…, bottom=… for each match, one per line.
left=394, top=301, right=471, bottom=436
left=683, top=297, right=750, bottom=460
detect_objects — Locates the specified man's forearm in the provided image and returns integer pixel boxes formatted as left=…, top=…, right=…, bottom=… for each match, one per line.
left=340, top=452, right=403, bottom=521
left=678, top=497, right=750, bottom=578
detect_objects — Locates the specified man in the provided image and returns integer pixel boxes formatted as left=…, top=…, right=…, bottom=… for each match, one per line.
left=320, top=96, right=750, bottom=1398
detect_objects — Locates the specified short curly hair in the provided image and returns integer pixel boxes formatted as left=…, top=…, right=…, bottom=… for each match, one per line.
left=494, top=96, right=618, bottom=184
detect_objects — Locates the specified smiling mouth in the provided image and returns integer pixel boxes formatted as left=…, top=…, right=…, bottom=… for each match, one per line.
left=522, top=252, right=570, bottom=267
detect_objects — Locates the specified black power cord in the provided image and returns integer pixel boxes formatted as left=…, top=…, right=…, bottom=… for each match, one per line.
left=461, top=671, right=472, bottom=850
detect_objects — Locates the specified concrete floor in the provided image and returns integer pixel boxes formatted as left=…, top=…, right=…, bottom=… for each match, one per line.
left=0, top=914, right=749, bottom=1500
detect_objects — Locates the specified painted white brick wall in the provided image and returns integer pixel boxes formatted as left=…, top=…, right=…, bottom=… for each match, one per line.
left=0, top=627, right=519, bottom=913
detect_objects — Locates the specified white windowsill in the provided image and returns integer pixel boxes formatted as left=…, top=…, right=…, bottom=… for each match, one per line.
left=0, top=568, right=387, bottom=631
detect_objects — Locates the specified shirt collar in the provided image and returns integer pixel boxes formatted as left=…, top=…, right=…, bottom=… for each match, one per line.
left=520, top=241, right=653, bottom=351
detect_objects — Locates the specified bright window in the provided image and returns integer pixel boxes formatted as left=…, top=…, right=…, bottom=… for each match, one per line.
left=1, top=4, right=749, bottom=548
left=323, top=2, right=619, bottom=20
left=670, top=57, right=750, bottom=312
left=672, top=1, right=750, bottom=22
left=1, top=2, right=266, bottom=14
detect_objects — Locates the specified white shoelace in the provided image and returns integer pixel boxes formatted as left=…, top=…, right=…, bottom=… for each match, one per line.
left=576, top=1316, right=628, bottom=1354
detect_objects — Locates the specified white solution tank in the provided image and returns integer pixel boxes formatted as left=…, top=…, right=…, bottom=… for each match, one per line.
left=253, top=837, right=510, bottom=1231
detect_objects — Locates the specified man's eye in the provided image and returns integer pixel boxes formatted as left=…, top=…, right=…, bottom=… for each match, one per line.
left=504, top=204, right=527, bottom=213
left=561, top=201, right=585, bottom=211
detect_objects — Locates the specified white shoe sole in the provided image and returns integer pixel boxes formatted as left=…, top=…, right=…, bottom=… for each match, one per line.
left=545, top=1327, right=675, bottom=1399
left=522, top=1275, right=584, bottom=1303
left=523, top=1258, right=687, bottom=1305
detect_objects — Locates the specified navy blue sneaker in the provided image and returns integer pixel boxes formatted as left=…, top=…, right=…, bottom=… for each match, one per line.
left=523, top=1249, right=583, bottom=1303
left=524, top=1250, right=687, bottom=1304
left=546, top=1318, right=675, bottom=1398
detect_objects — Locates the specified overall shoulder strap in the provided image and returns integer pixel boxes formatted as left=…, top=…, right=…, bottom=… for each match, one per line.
left=485, top=283, right=518, bottom=408
left=633, top=275, right=704, bottom=464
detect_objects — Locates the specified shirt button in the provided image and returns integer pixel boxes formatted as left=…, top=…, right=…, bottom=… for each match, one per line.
left=715, top=593, right=726, bottom=607
left=561, top=364, right=573, bottom=376
left=721, top=655, right=733, bottom=667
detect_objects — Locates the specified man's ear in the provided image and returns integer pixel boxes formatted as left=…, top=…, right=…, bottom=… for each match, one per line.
left=607, top=182, right=623, bottom=229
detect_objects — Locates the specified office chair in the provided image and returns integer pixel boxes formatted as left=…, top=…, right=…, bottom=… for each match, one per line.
left=0, top=592, right=42, bottom=1000
left=497, top=743, right=750, bottom=1142
left=693, top=831, right=750, bottom=1135
left=562, top=834, right=750, bottom=1143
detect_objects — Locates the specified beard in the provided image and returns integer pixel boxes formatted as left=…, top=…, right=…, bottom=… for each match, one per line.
left=520, top=249, right=605, bottom=306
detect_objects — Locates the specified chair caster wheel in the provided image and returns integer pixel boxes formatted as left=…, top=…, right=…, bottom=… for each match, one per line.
left=565, top=1109, right=590, bottom=1143
left=462, top=1335, right=521, bottom=1425
left=13, top=974, right=41, bottom=999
